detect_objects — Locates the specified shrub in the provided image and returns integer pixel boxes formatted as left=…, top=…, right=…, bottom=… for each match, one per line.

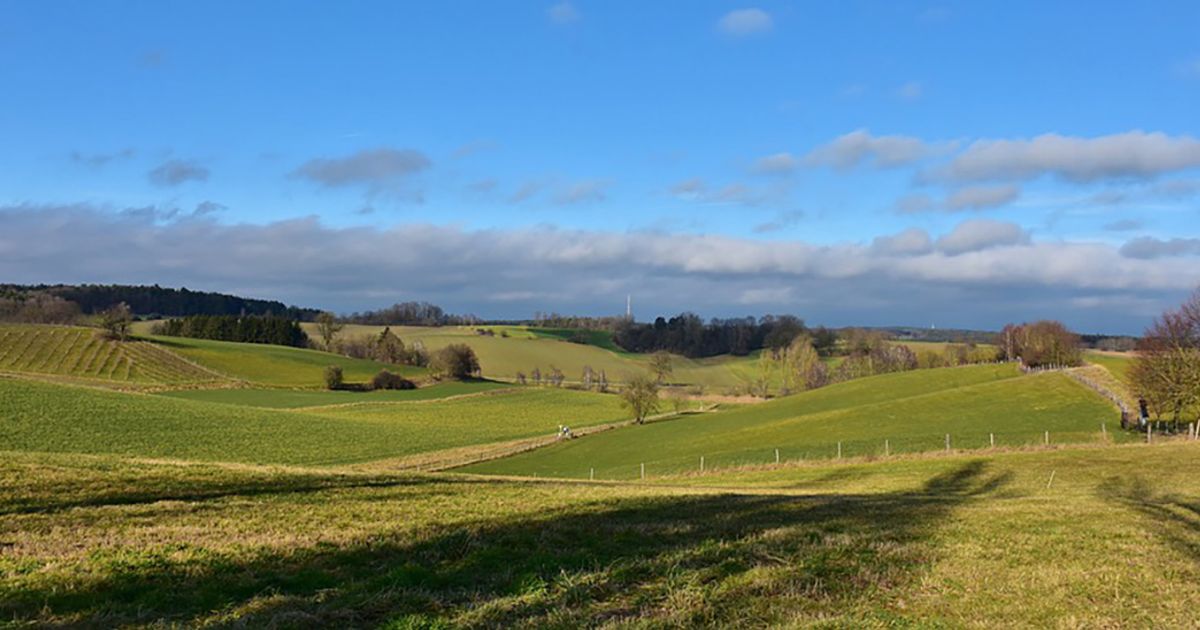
left=323, top=365, right=344, bottom=390
left=431, top=344, right=481, bottom=380
left=371, top=370, right=416, bottom=390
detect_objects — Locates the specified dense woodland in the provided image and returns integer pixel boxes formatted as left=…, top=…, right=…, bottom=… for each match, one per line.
left=611, top=313, right=837, bottom=358
left=152, top=315, right=309, bottom=348
left=0, top=284, right=318, bottom=320
left=342, top=302, right=479, bottom=326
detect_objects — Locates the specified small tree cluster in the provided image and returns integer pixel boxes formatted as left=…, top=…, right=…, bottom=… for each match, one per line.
left=370, top=369, right=416, bottom=390
left=154, top=314, right=308, bottom=347
left=98, top=302, right=134, bottom=341
left=1131, top=290, right=1200, bottom=426
left=431, top=344, right=481, bottom=380
left=997, top=321, right=1082, bottom=367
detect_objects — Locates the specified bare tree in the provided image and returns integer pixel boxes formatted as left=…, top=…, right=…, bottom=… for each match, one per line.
left=98, top=302, right=133, bottom=341
left=648, top=351, right=673, bottom=383
left=315, top=311, right=344, bottom=350
left=621, top=374, right=660, bottom=424
left=1132, top=290, right=1200, bottom=428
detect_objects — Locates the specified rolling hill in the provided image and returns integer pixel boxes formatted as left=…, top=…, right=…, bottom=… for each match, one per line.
left=459, top=364, right=1124, bottom=479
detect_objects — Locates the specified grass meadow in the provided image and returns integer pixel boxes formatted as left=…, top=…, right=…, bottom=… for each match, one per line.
left=0, top=377, right=628, bottom=466
left=460, top=364, right=1124, bottom=479
left=2, top=444, right=1198, bottom=627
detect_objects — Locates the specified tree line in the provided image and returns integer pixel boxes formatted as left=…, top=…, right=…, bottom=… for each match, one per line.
left=152, top=315, right=309, bottom=348
left=1131, top=289, right=1200, bottom=429
left=612, top=313, right=837, bottom=358
left=340, top=301, right=479, bottom=326
left=0, top=284, right=319, bottom=320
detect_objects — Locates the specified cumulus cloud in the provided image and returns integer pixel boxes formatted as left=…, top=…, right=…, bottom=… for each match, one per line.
left=943, top=184, right=1020, bottom=211
left=1, top=204, right=1194, bottom=331
left=753, top=152, right=797, bottom=174
left=717, top=8, right=773, bottom=36
left=804, top=129, right=937, bottom=170
left=1120, top=237, right=1200, bottom=259
left=547, top=1, right=580, bottom=24
left=931, top=131, right=1200, bottom=183
left=872, top=228, right=933, bottom=256
left=935, top=219, right=1029, bottom=255
left=148, top=159, right=209, bottom=186
left=292, top=148, right=431, bottom=195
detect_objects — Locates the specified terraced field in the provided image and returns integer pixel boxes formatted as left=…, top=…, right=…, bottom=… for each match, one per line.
left=461, top=364, right=1124, bottom=479
left=0, top=324, right=228, bottom=387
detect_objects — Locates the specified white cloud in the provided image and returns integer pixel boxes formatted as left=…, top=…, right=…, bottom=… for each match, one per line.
left=717, top=8, right=773, bottom=36
left=943, top=184, right=1020, bottom=211
left=872, top=228, right=934, bottom=256
left=931, top=131, right=1200, bottom=183
left=804, top=129, right=938, bottom=170
left=148, top=159, right=209, bottom=187
left=935, top=219, right=1029, bottom=255
left=1120, top=237, right=1200, bottom=259
left=292, top=148, right=431, bottom=193
left=753, top=152, right=798, bottom=174
left=547, top=2, right=580, bottom=24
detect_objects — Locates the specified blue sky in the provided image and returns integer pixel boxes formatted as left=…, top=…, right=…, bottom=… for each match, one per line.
left=2, top=1, right=1199, bottom=333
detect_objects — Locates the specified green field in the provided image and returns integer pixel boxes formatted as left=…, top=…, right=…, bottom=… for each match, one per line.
left=461, top=364, right=1124, bottom=478
left=306, top=323, right=770, bottom=391
left=159, top=379, right=512, bottom=408
left=0, top=377, right=628, bottom=465
left=1086, top=349, right=1134, bottom=384
left=148, top=334, right=424, bottom=387
left=0, top=324, right=229, bottom=387
left=3, top=444, right=1198, bottom=627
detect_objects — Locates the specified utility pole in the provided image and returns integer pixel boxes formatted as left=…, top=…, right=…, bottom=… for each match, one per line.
left=626, top=294, right=632, bottom=320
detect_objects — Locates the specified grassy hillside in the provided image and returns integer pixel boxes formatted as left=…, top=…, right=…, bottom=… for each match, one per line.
left=148, top=335, right=424, bottom=388
left=0, top=377, right=627, bottom=465
left=159, top=379, right=512, bottom=408
left=310, top=323, right=774, bottom=391
left=1086, top=349, right=1134, bottom=385
left=3, top=444, right=1198, bottom=627
left=0, top=324, right=228, bottom=387
left=461, top=364, right=1123, bottom=479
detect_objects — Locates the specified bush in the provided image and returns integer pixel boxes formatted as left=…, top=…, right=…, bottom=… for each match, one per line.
left=371, top=370, right=416, bottom=390
left=431, top=344, right=481, bottom=380
left=323, top=365, right=344, bottom=390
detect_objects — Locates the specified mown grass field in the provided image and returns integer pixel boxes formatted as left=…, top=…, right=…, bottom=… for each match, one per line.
left=0, top=324, right=228, bottom=387
left=148, top=334, right=424, bottom=388
left=3, top=444, right=1198, bottom=627
left=461, top=364, right=1125, bottom=479
left=159, top=379, right=512, bottom=408
left=0, top=377, right=628, bottom=465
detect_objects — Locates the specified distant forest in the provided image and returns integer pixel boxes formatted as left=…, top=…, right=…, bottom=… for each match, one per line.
left=152, top=314, right=309, bottom=348
left=0, top=284, right=320, bottom=320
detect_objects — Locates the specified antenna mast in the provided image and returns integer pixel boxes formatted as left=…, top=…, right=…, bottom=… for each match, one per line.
left=626, top=294, right=632, bottom=319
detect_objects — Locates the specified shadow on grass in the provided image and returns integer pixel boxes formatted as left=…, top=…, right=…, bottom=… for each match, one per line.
left=1100, top=476, right=1200, bottom=562
left=4, top=461, right=1009, bottom=627
left=0, top=472, right=465, bottom=517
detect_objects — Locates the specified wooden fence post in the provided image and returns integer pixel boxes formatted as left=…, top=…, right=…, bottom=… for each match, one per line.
left=990, top=433, right=995, bottom=448
left=700, top=456, right=704, bottom=472
left=775, top=448, right=780, bottom=464
left=590, top=467, right=594, bottom=481
left=640, top=463, right=645, bottom=479
left=1044, top=430, right=1049, bottom=445
left=885, top=439, right=890, bottom=457
left=837, top=441, right=842, bottom=459
left=945, top=434, right=951, bottom=452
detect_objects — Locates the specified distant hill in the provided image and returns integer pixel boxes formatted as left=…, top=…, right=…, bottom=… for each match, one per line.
left=1, top=284, right=320, bottom=320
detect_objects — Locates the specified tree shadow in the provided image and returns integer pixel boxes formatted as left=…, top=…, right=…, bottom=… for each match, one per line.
left=4, top=461, right=1010, bottom=627
left=1099, top=476, right=1200, bottom=563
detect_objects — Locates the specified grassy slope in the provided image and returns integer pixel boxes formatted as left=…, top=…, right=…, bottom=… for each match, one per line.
left=2, top=444, right=1198, bottom=627
left=0, top=377, right=627, bottom=465
left=461, top=364, right=1123, bottom=478
left=158, top=379, right=512, bottom=408
left=0, top=324, right=228, bottom=387
left=313, top=323, right=765, bottom=391
left=148, top=335, right=424, bottom=387
left=1086, top=349, right=1134, bottom=385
